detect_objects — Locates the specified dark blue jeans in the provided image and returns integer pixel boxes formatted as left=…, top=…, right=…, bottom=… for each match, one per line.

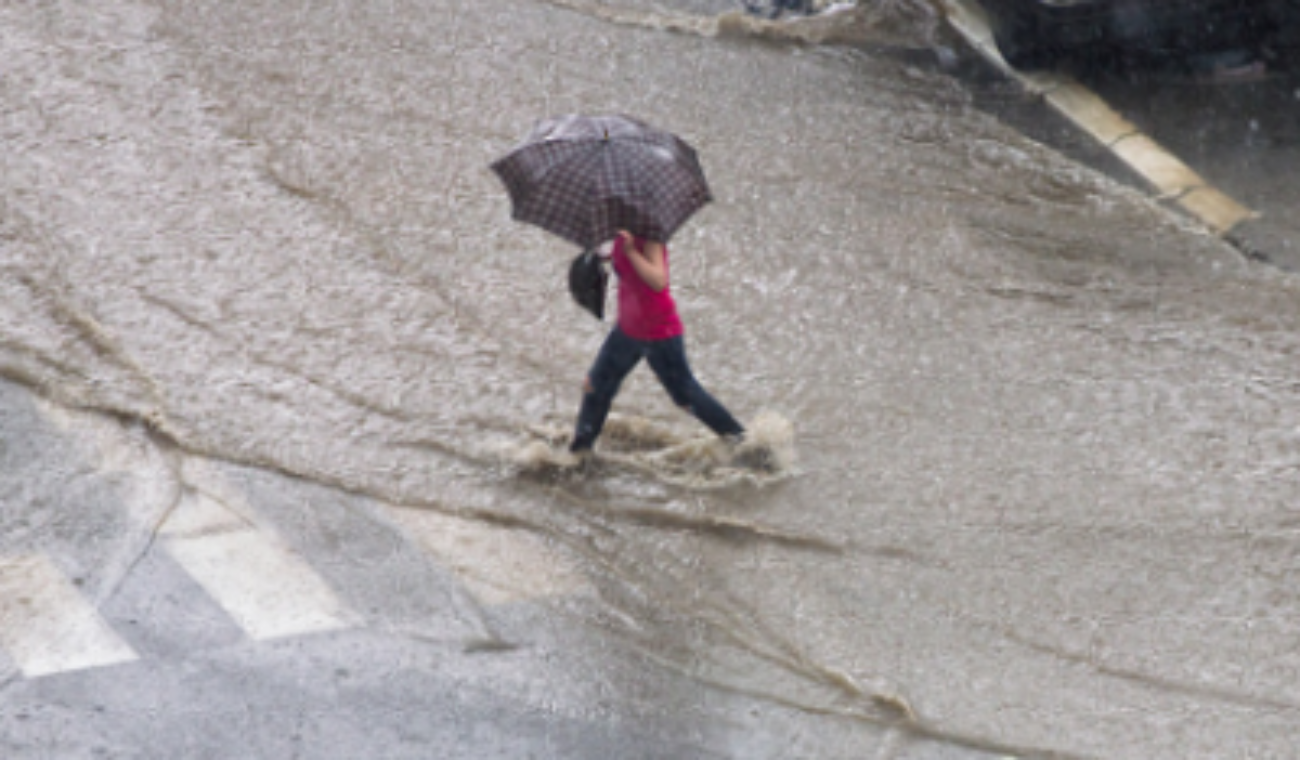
left=572, top=327, right=745, bottom=452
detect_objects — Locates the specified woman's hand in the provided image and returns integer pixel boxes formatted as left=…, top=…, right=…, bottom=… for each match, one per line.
left=619, top=231, right=668, bottom=292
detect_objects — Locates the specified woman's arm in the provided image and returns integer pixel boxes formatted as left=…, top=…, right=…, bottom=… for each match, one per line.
left=620, top=231, right=668, bottom=292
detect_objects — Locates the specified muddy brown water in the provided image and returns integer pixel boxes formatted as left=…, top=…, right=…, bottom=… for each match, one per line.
left=3, top=0, right=1300, bottom=756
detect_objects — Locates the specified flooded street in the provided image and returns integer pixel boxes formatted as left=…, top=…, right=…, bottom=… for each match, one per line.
left=4, top=0, right=1300, bottom=757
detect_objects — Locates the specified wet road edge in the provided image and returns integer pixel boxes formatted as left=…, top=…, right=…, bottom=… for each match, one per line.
left=938, top=0, right=1264, bottom=244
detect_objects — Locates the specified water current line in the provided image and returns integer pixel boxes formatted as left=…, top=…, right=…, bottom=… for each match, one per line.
left=38, top=331, right=933, bottom=750
left=996, top=622, right=1300, bottom=716
left=17, top=382, right=955, bottom=748
left=531, top=0, right=720, bottom=38
left=0, top=204, right=169, bottom=415
left=533, top=0, right=943, bottom=49
left=1, top=255, right=1089, bottom=758
left=536, top=499, right=914, bottom=712
left=92, top=443, right=187, bottom=610
left=528, top=475, right=1087, bottom=757
left=257, top=148, right=569, bottom=391
left=541, top=517, right=1085, bottom=759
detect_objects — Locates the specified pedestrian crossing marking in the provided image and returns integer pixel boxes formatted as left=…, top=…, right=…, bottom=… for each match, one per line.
left=0, top=554, right=138, bottom=678
left=162, top=492, right=352, bottom=640
left=384, top=507, right=593, bottom=607
left=159, top=485, right=251, bottom=539
left=18, top=397, right=594, bottom=678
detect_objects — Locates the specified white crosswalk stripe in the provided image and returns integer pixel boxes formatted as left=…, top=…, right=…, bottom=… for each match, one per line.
left=2, top=398, right=594, bottom=680
left=161, top=490, right=353, bottom=641
left=385, top=506, right=593, bottom=607
left=0, top=554, right=138, bottom=677
left=1, top=498, right=591, bottom=679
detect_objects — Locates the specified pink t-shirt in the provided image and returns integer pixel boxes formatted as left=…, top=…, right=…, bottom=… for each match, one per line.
left=612, top=236, right=684, bottom=341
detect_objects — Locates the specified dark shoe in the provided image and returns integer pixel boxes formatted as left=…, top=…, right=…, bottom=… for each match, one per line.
left=727, top=435, right=776, bottom=472
left=566, top=445, right=594, bottom=471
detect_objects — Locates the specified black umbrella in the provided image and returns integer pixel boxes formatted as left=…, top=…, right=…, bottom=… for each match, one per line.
left=490, top=114, right=713, bottom=250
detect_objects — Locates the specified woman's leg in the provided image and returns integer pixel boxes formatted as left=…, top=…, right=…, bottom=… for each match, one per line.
left=571, top=328, right=643, bottom=452
left=645, top=336, right=745, bottom=438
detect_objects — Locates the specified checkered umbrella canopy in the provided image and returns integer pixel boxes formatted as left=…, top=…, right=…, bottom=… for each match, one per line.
left=490, top=114, right=713, bottom=250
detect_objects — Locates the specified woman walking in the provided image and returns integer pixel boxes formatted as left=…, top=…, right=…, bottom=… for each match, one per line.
left=571, top=231, right=745, bottom=454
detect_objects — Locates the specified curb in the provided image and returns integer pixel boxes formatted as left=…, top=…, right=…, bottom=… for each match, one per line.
left=937, top=0, right=1258, bottom=236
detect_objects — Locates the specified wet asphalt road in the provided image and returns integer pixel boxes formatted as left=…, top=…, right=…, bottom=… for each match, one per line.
left=0, top=377, right=1002, bottom=760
